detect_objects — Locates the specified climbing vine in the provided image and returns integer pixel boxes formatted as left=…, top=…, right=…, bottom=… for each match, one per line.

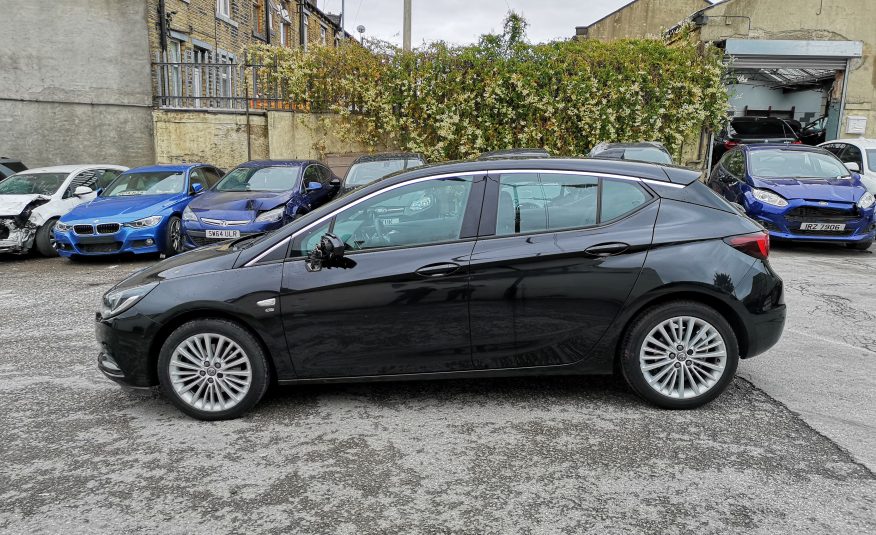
left=249, top=13, right=727, bottom=162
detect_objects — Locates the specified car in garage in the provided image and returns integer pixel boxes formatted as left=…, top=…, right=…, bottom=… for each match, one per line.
left=799, top=116, right=828, bottom=146
left=54, top=163, right=222, bottom=258
left=0, top=165, right=127, bottom=256
left=94, top=157, right=786, bottom=420
left=183, top=160, right=340, bottom=249
left=819, top=138, right=876, bottom=194
left=341, top=153, right=425, bottom=194
left=712, top=116, right=800, bottom=164
left=707, top=144, right=875, bottom=250
left=588, top=142, right=673, bottom=165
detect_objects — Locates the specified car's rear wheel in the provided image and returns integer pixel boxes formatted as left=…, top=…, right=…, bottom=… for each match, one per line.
left=620, top=301, right=739, bottom=409
left=34, top=218, right=59, bottom=257
left=846, top=240, right=872, bottom=251
left=158, top=319, right=270, bottom=420
left=163, top=216, right=183, bottom=257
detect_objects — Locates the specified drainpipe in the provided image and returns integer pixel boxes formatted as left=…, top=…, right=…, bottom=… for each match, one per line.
left=836, top=58, right=851, bottom=140
left=265, top=0, right=272, bottom=44
left=299, top=0, right=306, bottom=47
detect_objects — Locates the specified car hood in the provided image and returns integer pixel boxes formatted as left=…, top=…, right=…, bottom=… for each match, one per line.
left=62, top=193, right=186, bottom=222
left=0, top=194, right=52, bottom=216
left=117, top=242, right=242, bottom=288
left=752, top=176, right=865, bottom=202
left=189, top=190, right=292, bottom=216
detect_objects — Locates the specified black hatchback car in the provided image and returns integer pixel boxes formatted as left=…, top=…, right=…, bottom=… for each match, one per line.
left=96, top=158, right=786, bottom=420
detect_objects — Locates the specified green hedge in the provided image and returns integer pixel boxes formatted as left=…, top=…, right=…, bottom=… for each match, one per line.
left=250, top=14, right=727, bottom=162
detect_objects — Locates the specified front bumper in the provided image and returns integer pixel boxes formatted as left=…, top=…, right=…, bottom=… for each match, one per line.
left=745, top=198, right=875, bottom=243
left=182, top=219, right=282, bottom=249
left=54, top=222, right=167, bottom=256
left=95, top=310, right=161, bottom=387
left=0, top=218, right=36, bottom=254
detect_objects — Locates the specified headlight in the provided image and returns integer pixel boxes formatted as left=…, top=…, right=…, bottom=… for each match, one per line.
left=55, top=221, right=71, bottom=232
left=182, top=206, right=198, bottom=222
left=254, top=207, right=284, bottom=223
left=751, top=188, right=789, bottom=207
left=100, top=282, right=158, bottom=319
left=858, top=192, right=875, bottom=210
left=124, top=215, right=163, bottom=228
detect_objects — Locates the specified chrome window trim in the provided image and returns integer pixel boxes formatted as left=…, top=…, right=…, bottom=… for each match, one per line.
left=244, top=168, right=682, bottom=266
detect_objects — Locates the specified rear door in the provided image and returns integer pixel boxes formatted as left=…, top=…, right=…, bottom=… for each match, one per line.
left=468, top=171, right=658, bottom=370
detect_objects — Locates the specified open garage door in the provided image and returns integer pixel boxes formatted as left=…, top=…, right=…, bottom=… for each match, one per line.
left=722, top=39, right=863, bottom=148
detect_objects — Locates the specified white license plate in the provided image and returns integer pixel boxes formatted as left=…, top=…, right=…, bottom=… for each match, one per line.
left=800, top=222, right=845, bottom=232
left=205, top=230, right=240, bottom=239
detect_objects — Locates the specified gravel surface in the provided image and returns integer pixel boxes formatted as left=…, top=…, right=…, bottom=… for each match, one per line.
left=1, top=250, right=874, bottom=534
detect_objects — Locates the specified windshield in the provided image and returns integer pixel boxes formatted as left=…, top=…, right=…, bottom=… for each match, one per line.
left=0, top=173, right=67, bottom=196
left=867, top=150, right=876, bottom=172
left=215, top=166, right=300, bottom=192
left=749, top=150, right=850, bottom=179
left=345, top=158, right=424, bottom=187
left=103, top=171, right=186, bottom=196
left=730, top=120, right=793, bottom=138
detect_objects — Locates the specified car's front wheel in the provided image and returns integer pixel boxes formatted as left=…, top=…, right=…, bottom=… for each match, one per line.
left=158, top=319, right=270, bottom=420
left=34, top=218, right=59, bottom=257
left=620, top=301, right=739, bottom=409
left=163, top=215, right=183, bottom=257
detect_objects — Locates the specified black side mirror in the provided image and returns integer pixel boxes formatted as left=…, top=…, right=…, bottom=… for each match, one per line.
left=330, top=177, right=341, bottom=189
left=306, top=233, right=347, bottom=272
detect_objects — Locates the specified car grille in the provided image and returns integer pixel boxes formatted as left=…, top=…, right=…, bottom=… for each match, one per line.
left=80, top=242, right=122, bottom=253
left=96, top=223, right=120, bottom=234
left=792, top=228, right=855, bottom=236
left=74, top=224, right=94, bottom=235
left=785, top=206, right=857, bottom=223
left=201, top=218, right=250, bottom=226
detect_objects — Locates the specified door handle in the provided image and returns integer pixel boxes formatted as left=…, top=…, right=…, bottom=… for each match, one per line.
left=415, top=262, right=461, bottom=277
left=584, top=242, right=630, bottom=257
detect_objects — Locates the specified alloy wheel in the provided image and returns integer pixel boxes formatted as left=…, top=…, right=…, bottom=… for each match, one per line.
left=168, top=333, right=252, bottom=412
left=170, top=219, right=182, bottom=252
left=639, top=316, right=727, bottom=399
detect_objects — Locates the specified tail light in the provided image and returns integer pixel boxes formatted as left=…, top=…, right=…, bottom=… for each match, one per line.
left=724, top=232, right=769, bottom=260
left=724, top=140, right=739, bottom=149
left=791, top=140, right=802, bottom=144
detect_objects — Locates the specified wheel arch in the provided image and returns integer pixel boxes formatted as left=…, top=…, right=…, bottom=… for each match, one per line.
left=149, top=309, right=278, bottom=385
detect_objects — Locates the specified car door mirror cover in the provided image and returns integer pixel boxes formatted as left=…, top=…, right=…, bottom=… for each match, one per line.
left=305, top=233, right=349, bottom=271
left=306, top=181, right=323, bottom=192
left=191, top=183, right=204, bottom=195
left=845, top=161, right=860, bottom=172
left=73, top=185, right=94, bottom=197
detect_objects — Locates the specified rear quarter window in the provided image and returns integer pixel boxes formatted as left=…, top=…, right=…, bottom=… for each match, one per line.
left=601, top=179, right=650, bottom=221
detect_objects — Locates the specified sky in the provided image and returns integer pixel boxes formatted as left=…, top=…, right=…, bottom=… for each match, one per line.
left=315, top=0, right=656, bottom=46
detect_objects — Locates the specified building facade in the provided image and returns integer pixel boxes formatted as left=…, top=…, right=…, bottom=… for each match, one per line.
left=575, top=0, right=710, bottom=41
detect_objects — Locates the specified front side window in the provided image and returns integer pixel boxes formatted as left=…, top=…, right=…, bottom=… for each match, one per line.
left=97, top=169, right=123, bottom=190
left=65, top=170, right=98, bottom=197
left=0, top=173, right=68, bottom=196
left=103, top=172, right=186, bottom=196
left=495, top=172, right=648, bottom=236
left=302, top=165, right=322, bottom=190
left=866, top=150, right=876, bottom=172
left=323, top=176, right=474, bottom=253
left=215, top=166, right=301, bottom=192
left=839, top=145, right=863, bottom=167
left=724, top=151, right=745, bottom=177
left=749, top=149, right=850, bottom=179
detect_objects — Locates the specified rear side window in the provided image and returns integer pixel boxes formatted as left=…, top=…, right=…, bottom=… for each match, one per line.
left=494, top=172, right=649, bottom=236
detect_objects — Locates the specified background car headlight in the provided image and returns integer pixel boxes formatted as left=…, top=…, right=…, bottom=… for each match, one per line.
left=182, top=206, right=198, bottom=222
left=124, top=215, right=163, bottom=228
left=254, top=207, right=284, bottom=223
left=752, top=188, right=789, bottom=207
left=100, top=282, right=158, bottom=319
left=55, top=221, right=71, bottom=232
left=858, top=192, right=875, bottom=210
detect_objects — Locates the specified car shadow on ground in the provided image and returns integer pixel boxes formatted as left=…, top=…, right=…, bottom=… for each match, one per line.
left=771, top=240, right=872, bottom=256
left=0, top=252, right=163, bottom=265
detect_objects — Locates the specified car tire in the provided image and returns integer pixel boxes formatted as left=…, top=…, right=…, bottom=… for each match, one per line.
left=34, top=218, right=59, bottom=257
left=846, top=240, right=872, bottom=251
left=163, top=215, right=183, bottom=257
left=157, top=319, right=270, bottom=421
left=619, top=301, right=739, bottom=410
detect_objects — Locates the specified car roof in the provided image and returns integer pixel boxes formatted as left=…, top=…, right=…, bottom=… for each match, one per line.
left=11, top=164, right=124, bottom=174
left=370, top=157, right=699, bottom=187
left=236, top=159, right=312, bottom=168
left=732, top=116, right=786, bottom=122
left=351, top=153, right=423, bottom=164
left=742, top=144, right=830, bottom=153
left=125, top=163, right=206, bottom=173
left=592, top=142, right=668, bottom=151
left=479, top=148, right=551, bottom=159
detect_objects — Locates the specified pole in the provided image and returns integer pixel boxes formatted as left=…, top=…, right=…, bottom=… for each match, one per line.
left=341, top=0, right=345, bottom=36
left=403, top=0, right=411, bottom=51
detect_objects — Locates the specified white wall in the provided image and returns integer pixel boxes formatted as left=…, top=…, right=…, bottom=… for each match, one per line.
left=727, top=83, right=826, bottom=123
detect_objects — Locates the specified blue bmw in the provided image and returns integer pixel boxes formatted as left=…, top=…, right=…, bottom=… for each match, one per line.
left=54, top=164, right=223, bottom=258
left=708, top=145, right=875, bottom=250
left=182, top=160, right=339, bottom=249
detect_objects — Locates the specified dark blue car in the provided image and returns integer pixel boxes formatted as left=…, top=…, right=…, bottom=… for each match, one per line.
left=182, top=160, right=339, bottom=249
left=708, top=145, right=875, bottom=250
left=55, top=164, right=223, bottom=258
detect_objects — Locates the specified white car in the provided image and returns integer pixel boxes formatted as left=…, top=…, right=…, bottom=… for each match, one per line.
left=819, top=138, right=876, bottom=194
left=0, top=164, right=128, bottom=256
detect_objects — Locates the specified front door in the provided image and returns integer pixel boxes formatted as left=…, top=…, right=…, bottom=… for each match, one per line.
left=468, top=171, right=657, bottom=369
left=280, top=173, right=485, bottom=378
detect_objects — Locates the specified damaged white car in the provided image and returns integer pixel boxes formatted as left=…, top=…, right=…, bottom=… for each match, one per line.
left=0, top=165, right=127, bottom=256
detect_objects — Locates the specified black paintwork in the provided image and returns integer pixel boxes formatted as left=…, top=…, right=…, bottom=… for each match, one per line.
left=96, top=158, right=785, bottom=389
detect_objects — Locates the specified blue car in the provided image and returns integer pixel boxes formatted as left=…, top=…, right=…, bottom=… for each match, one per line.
left=54, top=164, right=224, bottom=258
left=708, top=144, right=876, bottom=250
left=182, top=160, right=339, bottom=249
